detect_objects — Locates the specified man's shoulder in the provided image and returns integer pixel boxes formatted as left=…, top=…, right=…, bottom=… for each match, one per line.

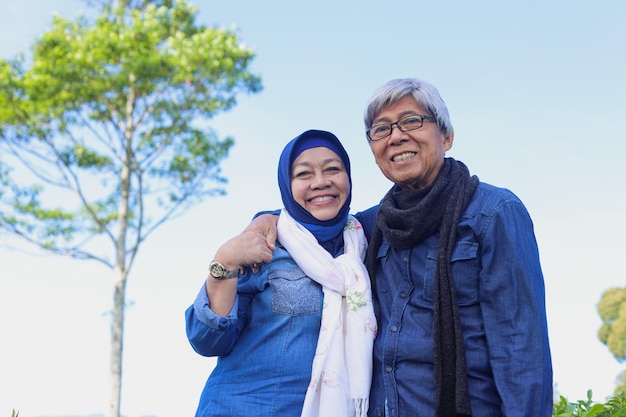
left=354, top=205, right=379, bottom=240
left=474, top=181, right=522, bottom=203
left=467, top=181, right=528, bottom=216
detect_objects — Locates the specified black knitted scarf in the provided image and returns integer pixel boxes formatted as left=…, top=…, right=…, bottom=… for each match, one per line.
left=366, top=158, right=478, bottom=417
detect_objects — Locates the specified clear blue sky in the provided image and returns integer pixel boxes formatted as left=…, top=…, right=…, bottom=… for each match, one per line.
left=1, top=1, right=625, bottom=416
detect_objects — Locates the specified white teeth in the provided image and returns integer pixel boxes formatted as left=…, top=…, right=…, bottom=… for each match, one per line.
left=393, top=152, right=415, bottom=162
left=310, top=196, right=333, bottom=203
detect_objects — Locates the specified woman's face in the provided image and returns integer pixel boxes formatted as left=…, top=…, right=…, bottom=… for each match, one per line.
left=291, top=147, right=350, bottom=221
left=369, top=94, right=453, bottom=190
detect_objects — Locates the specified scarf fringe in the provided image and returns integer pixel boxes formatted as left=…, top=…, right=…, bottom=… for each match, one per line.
left=353, top=398, right=369, bottom=417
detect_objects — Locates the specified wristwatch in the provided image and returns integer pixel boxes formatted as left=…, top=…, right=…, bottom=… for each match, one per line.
left=209, top=261, right=240, bottom=280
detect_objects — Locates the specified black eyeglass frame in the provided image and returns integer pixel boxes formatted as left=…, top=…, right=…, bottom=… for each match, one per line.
left=366, top=114, right=437, bottom=142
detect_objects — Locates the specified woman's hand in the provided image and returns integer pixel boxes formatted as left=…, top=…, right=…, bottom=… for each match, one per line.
left=242, top=214, right=279, bottom=271
left=206, top=230, right=275, bottom=317
left=214, top=230, right=275, bottom=273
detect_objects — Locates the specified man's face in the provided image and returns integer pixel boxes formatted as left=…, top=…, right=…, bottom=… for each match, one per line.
left=369, top=95, right=453, bottom=190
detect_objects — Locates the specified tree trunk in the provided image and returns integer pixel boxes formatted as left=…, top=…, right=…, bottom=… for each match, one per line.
left=109, top=266, right=127, bottom=417
left=109, top=89, right=133, bottom=417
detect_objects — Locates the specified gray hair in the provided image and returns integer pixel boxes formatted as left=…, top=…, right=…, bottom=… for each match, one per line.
left=363, top=78, right=453, bottom=138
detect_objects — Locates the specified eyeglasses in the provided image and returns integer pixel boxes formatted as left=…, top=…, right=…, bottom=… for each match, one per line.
left=366, top=114, right=437, bottom=142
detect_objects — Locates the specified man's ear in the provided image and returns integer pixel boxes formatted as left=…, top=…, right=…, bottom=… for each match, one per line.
left=444, top=131, right=454, bottom=151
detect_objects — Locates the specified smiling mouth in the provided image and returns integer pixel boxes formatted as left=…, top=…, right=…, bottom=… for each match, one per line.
left=309, top=195, right=335, bottom=203
left=392, top=152, right=416, bottom=162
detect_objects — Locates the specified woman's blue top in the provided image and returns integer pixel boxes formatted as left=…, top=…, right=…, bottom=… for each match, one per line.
left=185, top=245, right=323, bottom=417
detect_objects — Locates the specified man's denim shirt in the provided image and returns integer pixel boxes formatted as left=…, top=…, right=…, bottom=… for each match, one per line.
left=356, top=182, right=553, bottom=417
left=185, top=245, right=323, bottom=417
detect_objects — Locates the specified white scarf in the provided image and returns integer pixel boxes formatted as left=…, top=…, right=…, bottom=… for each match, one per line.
left=277, top=209, right=377, bottom=417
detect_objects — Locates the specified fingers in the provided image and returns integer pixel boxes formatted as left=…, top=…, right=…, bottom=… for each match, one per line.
left=265, top=227, right=277, bottom=251
left=214, top=231, right=274, bottom=275
left=242, top=232, right=273, bottom=273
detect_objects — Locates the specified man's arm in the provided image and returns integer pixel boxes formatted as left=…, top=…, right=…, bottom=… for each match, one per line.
left=246, top=207, right=381, bottom=247
left=480, top=199, right=552, bottom=416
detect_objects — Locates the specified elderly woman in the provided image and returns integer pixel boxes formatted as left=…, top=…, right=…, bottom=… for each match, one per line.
left=186, top=129, right=376, bottom=417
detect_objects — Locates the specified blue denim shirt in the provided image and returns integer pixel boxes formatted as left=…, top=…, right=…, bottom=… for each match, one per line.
left=185, top=245, right=323, bottom=417
left=356, top=182, right=553, bottom=417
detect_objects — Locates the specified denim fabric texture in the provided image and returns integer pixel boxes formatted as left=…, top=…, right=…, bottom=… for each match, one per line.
left=185, top=245, right=323, bottom=417
left=357, top=182, right=553, bottom=417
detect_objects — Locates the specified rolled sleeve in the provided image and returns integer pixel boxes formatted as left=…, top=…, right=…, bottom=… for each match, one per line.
left=185, top=283, right=240, bottom=357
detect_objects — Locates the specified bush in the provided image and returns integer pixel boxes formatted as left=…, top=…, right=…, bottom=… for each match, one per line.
left=553, top=390, right=626, bottom=416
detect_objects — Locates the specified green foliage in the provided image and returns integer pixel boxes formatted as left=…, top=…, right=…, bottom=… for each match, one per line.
left=0, top=0, right=262, bottom=263
left=553, top=390, right=626, bottom=417
left=598, top=287, right=626, bottom=362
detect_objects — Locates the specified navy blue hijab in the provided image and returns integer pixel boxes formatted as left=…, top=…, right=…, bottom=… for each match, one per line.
left=277, top=129, right=352, bottom=256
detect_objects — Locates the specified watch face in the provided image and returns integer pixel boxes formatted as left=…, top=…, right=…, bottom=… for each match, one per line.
left=210, top=262, right=224, bottom=277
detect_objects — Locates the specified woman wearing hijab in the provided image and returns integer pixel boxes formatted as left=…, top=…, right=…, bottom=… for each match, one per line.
left=185, top=129, right=377, bottom=417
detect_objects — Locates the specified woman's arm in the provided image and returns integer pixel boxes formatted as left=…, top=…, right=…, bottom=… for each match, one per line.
left=206, top=231, right=274, bottom=316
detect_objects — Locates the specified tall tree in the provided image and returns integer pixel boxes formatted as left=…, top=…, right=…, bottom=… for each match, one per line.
left=598, top=286, right=626, bottom=395
left=0, top=1, right=262, bottom=416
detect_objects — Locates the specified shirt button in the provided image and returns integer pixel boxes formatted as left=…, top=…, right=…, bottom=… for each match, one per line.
left=385, top=365, right=393, bottom=372
left=376, top=411, right=383, bottom=416
left=400, top=292, right=407, bottom=298
left=390, top=325, right=398, bottom=332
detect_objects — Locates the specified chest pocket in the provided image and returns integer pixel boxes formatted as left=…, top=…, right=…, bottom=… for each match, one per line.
left=268, top=268, right=321, bottom=316
left=423, top=240, right=480, bottom=306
